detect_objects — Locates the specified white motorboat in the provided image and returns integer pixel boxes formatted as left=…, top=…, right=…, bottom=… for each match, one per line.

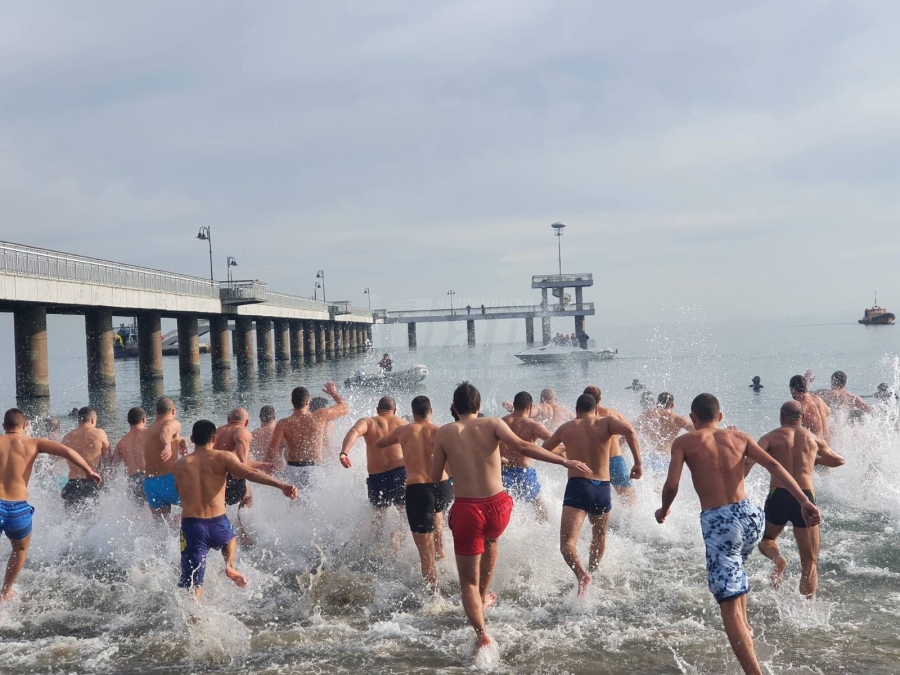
left=345, top=364, right=429, bottom=388
left=514, top=344, right=617, bottom=364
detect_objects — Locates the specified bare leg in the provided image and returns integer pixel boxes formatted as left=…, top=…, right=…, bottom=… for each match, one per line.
left=150, top=505, right=171, bottom=524
left=221, top=538, right=248, bottom=587
left=587, top=512, right=610, bottom=573
left=456, top=553, right=491, bottom=649
left=479, top=538, right=499, bottom=610
left=720, top=596, right=762, bottom=675
left=532, top=497, right=549, bottom=523
left=412, top=532, right=438, bottom=594
left=793, top=525, right=820, bottom=599
left=1, top=535, right=31, bottom=601
left=740, top=593, right=753, bottom=637
left=559, top=506, right=591, bottom=595
left=757, top=522, right=787, bottom=588
left=434, top=512, right=445, bottom=559
left=613, top=485, right=634, bottom=506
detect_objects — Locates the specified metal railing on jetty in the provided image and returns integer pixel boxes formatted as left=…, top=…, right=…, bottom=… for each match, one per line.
left=380, top=302, right=594, bottom=322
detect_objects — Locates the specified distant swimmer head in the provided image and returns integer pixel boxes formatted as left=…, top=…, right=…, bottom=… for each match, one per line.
left=453, top=382, right=481, bottom=415
left=127, top=407, right=146, bottom=426
left=640, top=391, right=656, bottom=409
left=259, top=405, right=276, bottom=423
left=191, top=419, right=217, bottom=447
left=411, top=395, right=431, bottom=419
left=3, top=408, right=26, bottom=431
left=632, top=379, right=641, bottom=387
left=309, top=397, right=328, bottom=412
left=583, top=386, right=601, bottom=403
left=780, top=401, right=803, bottom=424
left=751, top=376, right=761, bottom=385
left=690, top=393, right=721, bottom=425
left=156, top=397, right=176, bottom=416
left=377, top=396, right=396, bottom=413
left=513, top=391, right=533, bottom=411
left=540, top=388, right=556, bottom=404
left=576, top=394, right=597, bottom=413
left=228, top=407, right=249, bottom=424
left=658, top=392, right=674, bottom=409
left=291, top=386, right=311, bottom=409
left=831, top=371, right=847, bottom=390
left=77, top=406, right=96, bottom=425
left=789, top=375, right=808, bottom=395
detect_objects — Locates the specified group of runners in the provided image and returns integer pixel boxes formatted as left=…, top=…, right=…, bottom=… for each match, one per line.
left=0, top=369, right=867, bottom=674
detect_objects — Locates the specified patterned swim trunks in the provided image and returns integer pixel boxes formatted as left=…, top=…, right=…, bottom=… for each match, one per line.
left=699, top=498, right=764, bottom=603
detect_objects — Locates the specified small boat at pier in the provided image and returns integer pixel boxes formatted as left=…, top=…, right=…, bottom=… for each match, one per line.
left=858, top=294, right=895, bottom=325
left=345, top=365, right=429, bottom=388
left=515, top=344, right=617, bottom=364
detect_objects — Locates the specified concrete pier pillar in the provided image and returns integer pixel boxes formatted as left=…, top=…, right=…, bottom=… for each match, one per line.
left=467, top=320, right=476, bottom=347
left=341, top=325, right=349, bottom=355
left=209, top=315, right=231, bottom=370
left=542, top=316, right=551, bottom=345
left=85, top=308, right=116, bottom=388
left=177, top=314, right=201, bottom=375
left=14, top=305, right=50, bottom=398
left=575, top=287, right=583, bottom=308
left=233, top=316, right=255, bottom=371
left=273, top=320, right=289, bottom=361
left=326, top=323, right=336, bottom=357
left=256, top=318, right=274, bottom=364
left=137, top=312, right=164, bottom=381
left=525, top=317, right=535, bottom=346
left=575, top=315, right=586, bottom=348
left=350, top=324, right=359, bottom=352
left=302, top=321, right=315, bottom=357
left=316, top=323, right=326, bottom=357
left=407, top=322, right=417, bottom=349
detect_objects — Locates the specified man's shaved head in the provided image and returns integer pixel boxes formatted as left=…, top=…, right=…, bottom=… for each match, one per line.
left=377, top=396, right=396, bottom=412
left=583, top=386, right=601, bottom=403
left=3, top=408, right=26, bottom=430
left=227, top=407, right=249, bottom=423
left=156, top=397, right=176, bottom=415
left=780, top=400, right=803, bottom=423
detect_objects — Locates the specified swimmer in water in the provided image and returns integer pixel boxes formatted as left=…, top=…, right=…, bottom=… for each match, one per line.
left=499, top=391, right=553, bottom=521
left=375, top=396, right=451, bottom=594
left=430, top=382, right=591, bottom=651
left=111, top=407, right=148, bottom=505
left=173, top=419, right=297, bottom=599
left=749, top=401, right=845, bottom=598
left=656, top=394, right=821, bottom=675
left=625, top=379, right=648, bottom=392
left=749, top=376, right=764, bottom=393
left=60, top=407, right=110, bottom=512
left=0, top=408, right=101, bottom=601
left=584, top=385, right=641, bottom=504
left=789, top=375, right=830, bottom=441
left=543, top=394, right=641, bottom=596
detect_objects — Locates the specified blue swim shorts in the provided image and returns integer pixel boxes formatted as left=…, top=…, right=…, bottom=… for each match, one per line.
left=502, top=467, right=541, bottom=502
left=562, top=478, right=612, bottom=516
left=700, top=499, right=765, bottom=603
left=144, top=473, right=180, bottom=510
left=178, top=514, right=236, bottom=588
left=0, top=500, right=34, bottom=541
left=609, top=455, right=632, bottom=488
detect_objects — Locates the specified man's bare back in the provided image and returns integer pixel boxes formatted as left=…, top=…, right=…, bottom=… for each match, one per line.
left=378, top=421, right=441, bottom=484
left=250, top=424, right=275, bottom=463
left=758, top=427, right=824, bottom=491
left=113, top=427, right=147, bottom=476
left=144, top=415, right=183, bottom=477
left=544, top=413, right=639, bottom=481
left=60, top=411, right=110, bottom=480
left=0, top=431, right=100, bottom=501
left=269, top=383, right=348, bottom=464
left=340, top=410, right=407, bottom=474
left=790, top=376, right=830, bottom=439
left=500, top=414, right=551, bottom=468
left=635, top=408, right=693, bottom=453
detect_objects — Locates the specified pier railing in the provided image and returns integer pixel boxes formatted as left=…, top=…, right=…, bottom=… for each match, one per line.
left=383, top=303, right=594, bottom=321
left=0, top=241, right=219, bottom=298
left=266, top=290, right=328, bottom=312
left=219, top=279, right=268, bottom=305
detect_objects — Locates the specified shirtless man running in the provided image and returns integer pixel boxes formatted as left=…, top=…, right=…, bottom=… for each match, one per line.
left=340, top=397, right=408, bottom=515
left=543, top=393, right=642, bottom=595
left=250, top=405, right=277, bottom=464
left=0, top=408, right=101, bottom=601
left=750, top=401, right=845, bottom=598
left=583, top=385, right=641, bottom=502
left=789, top=375, right=830, bottom=440
left=502, top=388, right=575, bottom=432
left=60, top=407, right=110, bottom=511
left=500, top=391, right=553, bottom=521
left=111, top=407, right=148, bottom=505
left=655, top=394, right=821, bottom=675
left=143, top=397, right=188, bottom=521
left=173, top=419, right=297, bottom=599
left=815, top=371, right=871, bottom=415
left=430, top=382, right=591, bottom=652
left=267, top=383, right=348, bottom=494
left=215, top=408, right=254, bottom=510
left=634, top=392, right=693, bottom=470
left=375, top=395, right=452, bottom=593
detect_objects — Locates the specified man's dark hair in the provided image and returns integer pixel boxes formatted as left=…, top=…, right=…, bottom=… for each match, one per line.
left=691, top=393, right=720, bottom=423
left=156, top=397, right=176, bottom=415
left=291, top=386, right=310, bottom=409
left=77, top=406, right=95, bottom=424
left=576, top=394, right=597, bottom=413
left=127, top=407, right=146, bottom=426
left=259, top=405, right=276, bottom=423
left=377, top=396, right=396, bottom=412
left=512, top=391, right=533, bottom=411
left=583, top=385, right=601, bottom=402
left=658, top=392, right=674, bottom=408
left=309, top=396, right=328, bottom=412
left=789, top=375, right=807, bottom=394
left=3, top=408, right=26, bottom=430
left=411, top=395, right=431, bottom=419
left=831, top=371, right=847, bottom=389
left=453, top=382, right=481, bottom=415
left=191, top=419, right=217, bottom=446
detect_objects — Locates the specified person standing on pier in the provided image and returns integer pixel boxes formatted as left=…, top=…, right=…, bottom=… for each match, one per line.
left=143, top=397, right=187, bottom=521
left=60, top=406, right=110, bottom=512
left=0, top=408, right=101, bottom=601
left=110, top=407, right=148, bottom=505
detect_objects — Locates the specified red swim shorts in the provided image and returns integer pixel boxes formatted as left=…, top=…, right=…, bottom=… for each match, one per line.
left=448, top=491, right=513, bottom=556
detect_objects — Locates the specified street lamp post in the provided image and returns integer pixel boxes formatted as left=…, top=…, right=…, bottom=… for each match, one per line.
left=447, top=289, right=456, bottom=315
left=226, top=256, right=238, bottom=284
left=314, top=282, right=321, bottom=301
left=196, top=226, right=213, bottom=281
left=364, top=287, right=371, bottom=311
left=316, top=270, right=326, bottom=303
left=551, top=222, right=566, bottom=275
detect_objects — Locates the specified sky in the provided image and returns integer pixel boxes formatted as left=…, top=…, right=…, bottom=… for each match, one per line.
left=2, top=0, right=899, bottom=334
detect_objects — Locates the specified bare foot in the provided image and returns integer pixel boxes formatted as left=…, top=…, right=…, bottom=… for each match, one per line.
left=475, top=631, right=492, bottom=651
left=770, top=556, right=787, bottom=589
left=225, top=566, right=249, bottom=588
left=0, top=589, right=15, bottom=602
left=576, top=571, right=592, bottom=597
left=482, top=591, right=498, bottom=612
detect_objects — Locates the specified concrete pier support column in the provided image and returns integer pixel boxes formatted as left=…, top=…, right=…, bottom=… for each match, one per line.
left=575, top=315, right=586, bottom=348
left=233, top=317, right=255, bottom=371
left=467, top=320, right=476, bottom=347
left=525, top=317, right=535, bottom=346
left=326, top=323, right=336, bottom=357
left=209, top=315, right=231, bottom=370
left=341, top=325, right=349, bottom=355
left=14, top=306, right=50, bottom=398
left=176, top=314, right=201, bottom=375
left=350, top=324, right=359, bottom=352
left=85, top=308, right=116, bottom=388
left=316, top=323, right=326, bottom=357
left=407, top=322, right=417, bottom=349
left=256, top=318, right=274, bottom=365
left=367, top=325, right=373, bottom=346
left=274, top=320, right=290, bottom=361
left=541, top=317, right=551, bottom=345
left=575, top=287, right=583, bottom=308
left=137, top=312, right=164, bottom=382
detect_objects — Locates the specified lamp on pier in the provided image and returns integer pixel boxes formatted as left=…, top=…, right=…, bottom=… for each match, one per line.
left=551, top=222, right=566, bottom=275
left=316, top=270, right=326, bottom=303
left=314, top=282, right=322, bottom=301
left=364, top=287, right=371, bottom=311
left=196, top=226, right=213, bottom=281
left=447, top=289, right=456, bottom=315
left=226, top=256, right=238, bottom=284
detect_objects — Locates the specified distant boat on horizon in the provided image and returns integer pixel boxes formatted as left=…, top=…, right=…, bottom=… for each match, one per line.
left=859, top=293, right=895, bottom=325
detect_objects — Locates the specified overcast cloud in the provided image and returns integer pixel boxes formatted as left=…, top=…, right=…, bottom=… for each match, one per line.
left=1, top=0, right=898, bottom=329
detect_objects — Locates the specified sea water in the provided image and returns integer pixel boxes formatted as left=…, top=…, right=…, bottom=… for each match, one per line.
left=0, top=314, right=897, bottom=674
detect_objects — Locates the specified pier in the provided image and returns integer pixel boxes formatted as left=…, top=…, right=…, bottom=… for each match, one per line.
left=0, top=242, right=373, bottom=400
